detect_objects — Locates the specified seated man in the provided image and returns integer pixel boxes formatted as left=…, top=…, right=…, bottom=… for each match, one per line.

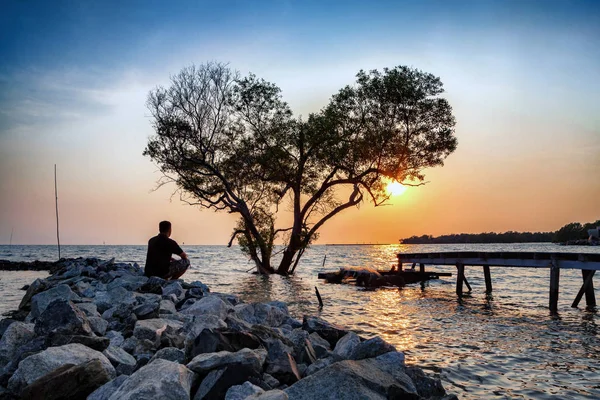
left=145, top=220, right=189, bottom=280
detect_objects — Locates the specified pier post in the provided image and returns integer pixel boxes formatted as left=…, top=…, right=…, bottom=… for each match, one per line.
left=419, top=263, right=425, bottom=273
left=456, top=263, right=465, bottom=296
left=571, top=270, right=596, bottom=308
left=549, top=260, right=560, bottom=313
left=483, top=265, right=492, bottom=293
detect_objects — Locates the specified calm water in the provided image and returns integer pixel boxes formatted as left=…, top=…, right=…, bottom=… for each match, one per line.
left=1, top=243, right=599, bottom=399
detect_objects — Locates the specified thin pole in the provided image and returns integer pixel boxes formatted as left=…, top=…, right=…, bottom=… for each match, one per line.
left=54, top=164, right=61, bottom=260
left=9, top=227, right=13, bottom=247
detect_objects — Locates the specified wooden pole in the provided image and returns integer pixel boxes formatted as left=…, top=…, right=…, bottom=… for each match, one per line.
left=315, top=286, right=323, bottom=309
left=483, top=265, right=492, bottom=293
left=456, top=263, right=464, bottom=296
left=54, top=164, right=61, bottom=260
left=9, top=227, right=13, bottom=248
left=419, top=263, right=425, bottom=273
left=549, top=261, right=560, bottom=313
left=322, top=254, right=327, bottom=267
left=571, top=270, right=596, bottom=308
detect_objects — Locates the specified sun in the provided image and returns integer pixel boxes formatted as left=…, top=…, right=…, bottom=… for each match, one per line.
left=386, top=181, right=407, bottom=196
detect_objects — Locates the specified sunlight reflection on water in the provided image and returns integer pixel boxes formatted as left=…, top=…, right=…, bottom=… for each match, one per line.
left=1, top=243, right=599, bottom=399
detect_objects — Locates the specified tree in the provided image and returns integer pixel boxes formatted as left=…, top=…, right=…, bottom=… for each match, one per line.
left=144, top=62, right=457, bottom=275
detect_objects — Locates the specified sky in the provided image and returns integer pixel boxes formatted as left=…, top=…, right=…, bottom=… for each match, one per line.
left=0, top=0, right=599, bottom=245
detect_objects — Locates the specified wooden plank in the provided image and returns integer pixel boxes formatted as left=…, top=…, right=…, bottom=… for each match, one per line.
left=572, top=270, right=596, bottom=308
left=483, top=265, right=492, bottom=293
left=456, top=263, right=465, bottom=296
left=549, top=263, right=560, bottom=313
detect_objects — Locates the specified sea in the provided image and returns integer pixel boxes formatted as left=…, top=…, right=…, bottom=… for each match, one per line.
left=1, top=243, right=599, bottom=399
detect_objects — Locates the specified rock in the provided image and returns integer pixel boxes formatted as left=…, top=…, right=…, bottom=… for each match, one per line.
left=163, top=281, right=184, bottom=299
left=87, top=375, right=128, bottom=400
left=333, top=332, right=361, bottom=359
left=159, top=299, right=178, bottom=315
left=133, top=318, right=184, bottom=345
left=225, top=381, right=264, bottom=399
left=183, top=280, right=210, bottom=294
left=107, top=359, right=196, bottom=400
left=89, top=316, right=109, bottom=335
left=404, top=366, right=447, bottom=399
left=18, top=278, right=46, bottom=311
left=107, top=275, right=148, bottom=292
left=103, top=346, right=137, bottom=376
left=284, top=359, right=418, bottom=400
left=0, top=322, right=35, bottom=368
left=286, top=329, right=309, bottom=358
left=303, top=357, right=335, bottom=377
left=30, top=284, right=80, bottom=319
left=181, top=295, right=232, bottom=320
left=0, top=319, right=16, bottom=338
left=149, top=347, right=185, bottom=364
left=138, top=276, right=167, bottom=294
left=187, top=348, right=267, bottom=377
left=254, top=303, right=287, bottom=327
left=20, top=359, right=113, bottom=400
left=301, top=316, right=347, bottom=348
left=7, top=343, right=115, bottom=394
left=76, top=302, right=99, bottom=317
left=106, top=330, right=124, bottom=347
left=234, top=304, right=256, bottom=324
left=133, top=301, right=160, bottom=320
left=194, top=365, right=263, bottom=400
left=262, top=373, right=280, bottom=389
left=34, top=300, right=93, bottom=336
left=349, top=337, right=396, bottom=360
left=264, top=339, right=299, bottom=385
left=186, top=329, right=233, bottom=360
left=47, top=334, right=110, bottom=351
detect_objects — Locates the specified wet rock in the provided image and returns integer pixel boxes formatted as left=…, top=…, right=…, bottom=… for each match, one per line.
left=182, top=295, right=232, bottom=320
left=20, top=359, right=112, bottom=400
left=0, top=322, right=35, bottom=368
left=34, top=300, right=93, bottom=336
left=149, top=347, right=185, bottom=364
left=301, top=316, right=347, bottom=348
left=187, top=348, right=267, bottom=377
left=107, top=359, right=196, bottom=400
left=349, top=336, right=396, bottom=360
left=284, top=359, right=418, bottom=400
left=88, top=375, right=128, bottom=400
left=333, top=332, right=361, bottom=359
left=7, top=343, right=115, bottom=395
left=103, top=346, right=137, bottom=376
left=30, top=284, right=80, bottom=319
left=404, top=366, right=446, bottom=399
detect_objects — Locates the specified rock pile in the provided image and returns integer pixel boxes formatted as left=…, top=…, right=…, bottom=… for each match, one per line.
left=0, top=258, right=456, bottom=399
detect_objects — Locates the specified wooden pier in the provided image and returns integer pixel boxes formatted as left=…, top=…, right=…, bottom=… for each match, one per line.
left=397, top=251, right=600, bottom=312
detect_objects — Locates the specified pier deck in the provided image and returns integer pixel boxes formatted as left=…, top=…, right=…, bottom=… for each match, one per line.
left=397, top=251, right=599, bottom=312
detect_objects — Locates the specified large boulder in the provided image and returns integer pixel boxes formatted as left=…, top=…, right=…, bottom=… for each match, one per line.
left=149, top=347, right=185, bottom=364
left=34, top=300, right=93, bottom=336
left=333, top=332, right=361, bottom=359
left=349, top=337, right=396, bottom=360
left=187, top=348, right=267, bottom=377
left=20, top=359, right=113, bottom=400
left=18, top=278, right=46, bottom=310
left=0, top=322, right=35, bottom=368
left=106, top=275, right=148, bottom=292
left=264, top=339, right=299, bottom=385
left=7, top=343, right=115, bottom=394
left=30, top=284, right=80, bottom=319
left=284, top=359, right=418, bottom=400
left=107, top=359, right=196, bottom=400
left=181, top=295, right=232, bottom=320
left=87, top=375, right=128, bottom=400
left=103, top=346, right=137, bottom=375
left=133, top=318, right=184, bottom=345
left=301, top=316, right=348, bottom=348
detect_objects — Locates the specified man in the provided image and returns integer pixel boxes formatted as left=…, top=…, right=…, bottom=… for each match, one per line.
left=145, top=221, right=189, bottom=279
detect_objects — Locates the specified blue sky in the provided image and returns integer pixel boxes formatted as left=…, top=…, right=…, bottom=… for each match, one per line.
left=1, top=0, right=599, bottom=244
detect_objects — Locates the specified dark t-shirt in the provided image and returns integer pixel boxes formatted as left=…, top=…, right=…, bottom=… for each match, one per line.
left=145, top=233, right=184, bottom=278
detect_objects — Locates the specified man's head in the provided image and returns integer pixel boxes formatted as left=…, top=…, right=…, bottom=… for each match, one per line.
left=159, top=220, right=172, bottom=237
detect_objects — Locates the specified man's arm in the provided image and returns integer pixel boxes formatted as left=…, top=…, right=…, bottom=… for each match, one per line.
left=180, top=251, right=188, bottom=260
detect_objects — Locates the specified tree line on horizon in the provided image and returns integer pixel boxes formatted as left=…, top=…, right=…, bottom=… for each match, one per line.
left=400, top=219, right=600, bottom=244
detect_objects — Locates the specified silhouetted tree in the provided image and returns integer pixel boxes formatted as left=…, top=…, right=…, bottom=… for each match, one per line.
left=145, top=63, right=457, bottom=274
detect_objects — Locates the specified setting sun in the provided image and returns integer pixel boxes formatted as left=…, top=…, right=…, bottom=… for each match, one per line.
left=386, top=181, right=407, bottom=196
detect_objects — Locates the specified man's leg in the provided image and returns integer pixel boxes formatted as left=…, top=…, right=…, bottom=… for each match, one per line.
left=165, top=258, right=190, bottom=280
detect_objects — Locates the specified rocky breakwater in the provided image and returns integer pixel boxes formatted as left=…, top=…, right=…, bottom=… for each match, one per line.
left=0, top=257, right=457, bottom=400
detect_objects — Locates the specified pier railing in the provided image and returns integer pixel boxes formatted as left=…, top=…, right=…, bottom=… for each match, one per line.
left=397, top=251, right=599, bottom=312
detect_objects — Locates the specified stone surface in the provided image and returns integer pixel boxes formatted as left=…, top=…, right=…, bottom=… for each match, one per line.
left=159, top=299, right=178, bottom=315
left=20, top=359, right=112, bottom=400
left=0, top=322, right=35, bottom=368
left=106, top=330, right=125, bottom=347
left=264, top=339, right=299, bottom=385
left=149, top=347, right=185, bottom=364
left=34, top=300, right=93, bottom=336
left=163, top=281, right=184, bottom=299
left=333, top=332, right=361, bottom=359
left=187, top=348, right=267, bottom=376
left=349, top=336, right=396, bottom=360
left=301, top=316, right=347, bottom=348
left=7, top=343, right=115, bottom=394
left=181, top=295, right=232, bottom=319
left=89, top=316, right=109, bottom=335
left=87, top=375, right=128, bottom=400
left=284, top=359, right=418, bottom=400
left=107, top=359, right=196, bottom=400
left=18, top=278, right=46, bottom=310
left=194, top=365, right=263, bottom=400
left=77, top=302, right=99, bottom=317
left=30, top=284, right=80, bottom=319
left=303, top=357, right=335, bottom=377
left=133, top=318, right=184, bottom=344
left=225, top=381, right=264, bottom=399
left=47, top=334, right=110, bottom=351
left=404, top=366, right=446, bottom=399
left=103, top=346, right=137, bottom=376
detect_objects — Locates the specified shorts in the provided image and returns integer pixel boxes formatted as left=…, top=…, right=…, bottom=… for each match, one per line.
left=167, top=258, right=190, bottom=278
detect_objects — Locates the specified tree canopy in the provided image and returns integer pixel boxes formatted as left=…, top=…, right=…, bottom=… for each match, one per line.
left=144, top=62, right=457, bottom=274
